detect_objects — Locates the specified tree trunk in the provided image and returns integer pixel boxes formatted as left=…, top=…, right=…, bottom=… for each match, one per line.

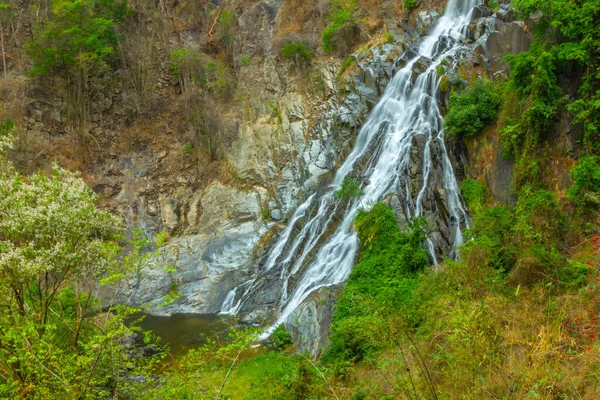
left=1, top=21, right=7, bottom=80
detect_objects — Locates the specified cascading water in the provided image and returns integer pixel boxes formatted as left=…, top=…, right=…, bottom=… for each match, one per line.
left=222, top=0, right=480, bottom=337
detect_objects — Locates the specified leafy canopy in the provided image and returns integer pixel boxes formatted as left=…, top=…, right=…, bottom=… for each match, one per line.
left=25, top=0, right=128, bottom=77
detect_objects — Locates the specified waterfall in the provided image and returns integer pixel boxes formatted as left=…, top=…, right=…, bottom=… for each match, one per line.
left=222, top=0, right=480, bottom=337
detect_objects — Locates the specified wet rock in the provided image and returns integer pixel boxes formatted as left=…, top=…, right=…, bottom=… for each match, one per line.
left=285, top=286, right=338, bottom=358
left=411, top=56, right=431, bottom=81
left=471, top=5, right=493, bottom=21
left=270, top=209, right=282, bottom=220
left=416, top=10, right=440, bottom=34
left=108, top=183, right=269, bottom=315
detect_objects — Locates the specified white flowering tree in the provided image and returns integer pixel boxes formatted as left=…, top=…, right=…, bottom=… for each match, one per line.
left=0, top=123, right=158, bottom=398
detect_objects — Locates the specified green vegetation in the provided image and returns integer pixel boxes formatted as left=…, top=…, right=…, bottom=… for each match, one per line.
left=337, top=57, right=355, bottom=79
left=169, top=47, right=202, bottom=82
left=497, top=0, right=600, bottom=187
left=322, top=0, right=360, bottom=54
left=281, top=43, right=314, bottom=62
left=460, top=177, right=488, bottom=213
left=324, top=204, right=430, bottom=363
left=24, top=0, right=129, bottom=133
left=567, top=155, right=600, bottom=207
left=335, top=177, right=364, bottom=199
left=272, top=324, right=293, bottom=350
left=205, top=61, right=233, bottom=99
left=512, top=0, right=600, bottom=153
left=404, top=0, right=417, bottom=11
left=25, top=0, right=128, bottom=78
left=436, top=64, right=445, bottom=76
left=0, top=133, right=160, bottom=398
left=444, top=79, right=501, bottom=139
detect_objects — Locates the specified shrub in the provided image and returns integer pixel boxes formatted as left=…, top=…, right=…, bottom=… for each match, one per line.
left=335, top=177, right=364, bottom=199
left=460, top=178, right=488, bottom=213
left=404, top=0, right=417, bottom=11
left=26, top=0, right=128, bottom=78
left=205, top=61, right=234, bottom=99
left=567, top=156, right=600, bottom=207
left=282, top=43, right=314, bottom=62
left=467, top=205, right=517, bottom=271
left=0, top=135, right=163, bottom=397
left=337, top=57, right=354, bottom=78
left=322, top=0, right=360, bottom=54
left=169, top=47, right=202, bottom=83
left=323, top=204, right=430, bottom=363
left=444, top=79, right=502, bottom=139
left=272, top=324, right=293, bottom=350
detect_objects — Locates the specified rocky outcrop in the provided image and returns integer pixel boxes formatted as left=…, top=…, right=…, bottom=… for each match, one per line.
left=285, top=287, right=339, bottom=358
left=106, top=182, right=270, bottom=315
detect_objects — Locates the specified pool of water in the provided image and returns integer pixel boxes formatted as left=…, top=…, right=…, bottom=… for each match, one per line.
left=134, top=313, right=230, bottom=358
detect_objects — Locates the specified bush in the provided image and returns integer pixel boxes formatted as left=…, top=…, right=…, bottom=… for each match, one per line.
left=567, top=156, right=600, bottom=207
left=444, top=79, right=501, bottom=139
left=282, top=43, right=314, bottom=62
left=272, top=324, right=293, bottom=350
left=322, top=0, right=360, bottom=54
left=323, top=204, right=430, bottom=363
left=467, top=205, right=517, bottom=271
left=335, top=177, right=364, bottom=199
left=169, top=47, right=202, bottom=83
left=404, top=0, right=417, bottom=11
left=460, top=178, right=488, bottom=213
left=26, top=0, right=128, bottom=77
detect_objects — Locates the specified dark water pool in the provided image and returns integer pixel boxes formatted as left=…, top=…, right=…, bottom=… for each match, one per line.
left=134, top=313, right=230, bottom=358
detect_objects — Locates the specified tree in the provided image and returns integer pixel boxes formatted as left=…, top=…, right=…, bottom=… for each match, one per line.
left=25, top=0, right=128, bottom=133
left=0, top=1, right=9, bottom=80
left=0, top=128, right=157, bottom=398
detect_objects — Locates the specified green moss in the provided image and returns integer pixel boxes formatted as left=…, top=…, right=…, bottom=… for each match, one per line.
left=439, top=75, right=450, bottom=92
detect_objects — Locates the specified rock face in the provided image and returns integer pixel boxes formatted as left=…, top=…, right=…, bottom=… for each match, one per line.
left=108, top=183, right=270, bottom=315
left=284, top=287, right=338, bottom=358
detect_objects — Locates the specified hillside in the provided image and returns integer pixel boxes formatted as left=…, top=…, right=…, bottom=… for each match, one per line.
left=1, top=0, right=600, bottom=398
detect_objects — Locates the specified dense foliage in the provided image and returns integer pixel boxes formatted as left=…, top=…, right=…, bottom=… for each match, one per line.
left=444, top=79, right=501, bottom=139
left=25, top=0, right=128, bottom=78
left=567, top=155, right=600, bottom=207
left=512, top=0, right=600, bottom=152
left=323, top=204, right=430, bottom=363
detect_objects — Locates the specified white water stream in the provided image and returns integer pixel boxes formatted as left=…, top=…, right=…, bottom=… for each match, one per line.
left=222, top=0, right=480, bottom=337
